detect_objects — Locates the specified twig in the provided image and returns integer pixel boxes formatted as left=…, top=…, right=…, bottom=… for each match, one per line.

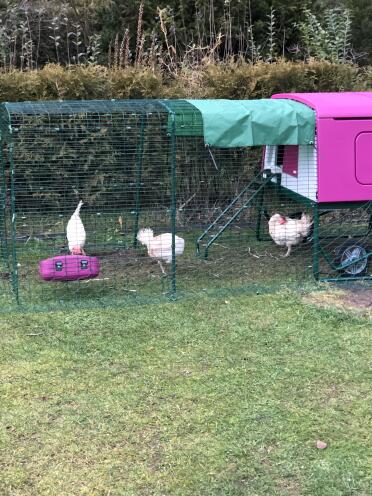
left=158, top=7, right=177, bottom=74
left=120, top=29, right=130, bottom=68
left=82, top=277, right=110, bottom=283
left=135, top=2, right=144, bottom=65
left=248, top=247, right=260, bottom=258
left=178, top=193, right=196, bottom=211
left=114, top=32, right=119, bottom=68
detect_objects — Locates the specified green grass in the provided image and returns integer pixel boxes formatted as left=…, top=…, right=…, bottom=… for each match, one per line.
left=0, top=291, right=370, bottom=495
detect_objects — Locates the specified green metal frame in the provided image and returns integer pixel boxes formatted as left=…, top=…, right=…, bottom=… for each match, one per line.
left=168, top=110, right=178, bottom=298
left=260, top=180, right=372, bottom=281
left=132, top=114, right=146, bottom=248
left=196, top=164, right=371, bottom=282
left=159, top=100, right=178, bottom=298
left=0, top=98, right=370, bottom=311
left=311, top=202, right=372, bottom=282
left=0, top=134, right=9, bottom=270
left=0, top=106, right=20, bottom=303
left=8, top=139, right=19, bottom=303
left=0, top=99, right=182, bottom=307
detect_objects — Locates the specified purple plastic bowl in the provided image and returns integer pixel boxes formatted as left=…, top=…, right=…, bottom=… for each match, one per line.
left=39, top=255, right=100, bottom=281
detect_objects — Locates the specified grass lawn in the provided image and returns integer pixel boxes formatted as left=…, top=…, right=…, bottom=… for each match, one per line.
left=0, top=290, right=370, bottom=495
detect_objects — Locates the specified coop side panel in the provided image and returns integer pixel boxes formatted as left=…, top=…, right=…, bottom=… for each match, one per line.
left=355, top=133, right=372, bottom=184
left=317, top=119, right=372, bottom=202
left=263, top=144, right=317, bottom=201
left=5, top=103, right=175, bottom=309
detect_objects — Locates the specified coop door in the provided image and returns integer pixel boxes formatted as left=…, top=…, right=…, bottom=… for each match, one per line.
left=263, top=145, right=299, bottom=177
left=355, top=132, right=372, bottom=185
left=281, top=146, right=299, bottom=177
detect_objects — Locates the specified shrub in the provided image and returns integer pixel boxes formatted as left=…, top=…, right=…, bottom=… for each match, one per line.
left=108, top=67, right=164, bottom=99
left=196, top=59, right=359, bottom=99
left=0, top=60, right=365, bottom=103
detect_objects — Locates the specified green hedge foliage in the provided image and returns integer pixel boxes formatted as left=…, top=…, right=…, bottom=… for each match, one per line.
left=0, top=60, right=368, bottom=103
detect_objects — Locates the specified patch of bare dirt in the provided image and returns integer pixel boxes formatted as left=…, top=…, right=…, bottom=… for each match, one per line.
left=341, top=288, right=372, bottom=309
left=304, top=287, right=372, bottom=319
left=276, top=479, right=301, bottom=496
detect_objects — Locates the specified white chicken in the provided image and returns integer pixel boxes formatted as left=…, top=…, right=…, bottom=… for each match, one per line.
left=268, top=212, right=313, bottom=257
left=66, top=200, right=86, bottom=255
left=137, top=228, right=185, bottom=274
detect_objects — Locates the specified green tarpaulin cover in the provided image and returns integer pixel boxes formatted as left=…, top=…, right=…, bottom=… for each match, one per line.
left=185, top=99, right=315, bottom=148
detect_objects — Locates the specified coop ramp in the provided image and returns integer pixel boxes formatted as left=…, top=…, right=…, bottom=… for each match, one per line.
left=197, top=171, right=277, bottom=258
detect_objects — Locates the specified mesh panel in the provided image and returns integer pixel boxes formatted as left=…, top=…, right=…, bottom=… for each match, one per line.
left=0, top=99, right=371, bottom=311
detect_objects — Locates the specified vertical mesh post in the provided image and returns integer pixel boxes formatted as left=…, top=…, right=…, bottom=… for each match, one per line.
left=0, top=137, right=9, bottom=270
left=169, top=111, right=177, bottom=298
left=9, top=140, right=19, bottom=303
left=312, top=203, right=320, bottom=280
left=133, top=114, right=145, bottom=247
left=159, top=101, right=178, bottom=298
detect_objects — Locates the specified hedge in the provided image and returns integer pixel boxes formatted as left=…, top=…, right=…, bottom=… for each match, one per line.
left=0, top=59, right=369, bottom=103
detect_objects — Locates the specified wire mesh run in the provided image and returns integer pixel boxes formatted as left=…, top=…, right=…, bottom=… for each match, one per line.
left=0, top=99, right=371, bottom=311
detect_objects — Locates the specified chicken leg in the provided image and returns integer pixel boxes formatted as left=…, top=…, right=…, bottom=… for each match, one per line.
left=284, top=245, right=292, bottom=257
left=157, top=260, right=166, bottom=275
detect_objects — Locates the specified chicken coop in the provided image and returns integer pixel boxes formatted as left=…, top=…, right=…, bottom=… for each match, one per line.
left=0, top=95, right=371, bottom=311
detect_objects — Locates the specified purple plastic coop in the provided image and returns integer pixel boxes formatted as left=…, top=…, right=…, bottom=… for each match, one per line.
left=267, top=92, right=372, bottom=203
left=260, top=92, right=372, bottom=280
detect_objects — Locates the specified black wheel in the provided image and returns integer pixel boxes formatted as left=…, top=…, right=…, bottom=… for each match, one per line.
left=335, top=241, right=369, bottom=276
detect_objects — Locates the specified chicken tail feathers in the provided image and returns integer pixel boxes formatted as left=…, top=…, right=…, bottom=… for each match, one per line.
left=66, top=201, right=86, bottom=253
left=73, top=200, right=84, bottom=217
left=300, top=213, right=313, bottom=236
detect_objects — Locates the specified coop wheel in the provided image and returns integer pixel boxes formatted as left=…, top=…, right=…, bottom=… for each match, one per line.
left=335, top=241, right=369, bottom=276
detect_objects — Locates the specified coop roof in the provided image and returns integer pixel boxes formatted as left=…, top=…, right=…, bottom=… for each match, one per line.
left=166, top=99, right=315, bottom=148
left=1, top=99, right=168, bottom=116
left=272, top=92, right=372, bottom=118
left=1, top=98, right=316, bottom=149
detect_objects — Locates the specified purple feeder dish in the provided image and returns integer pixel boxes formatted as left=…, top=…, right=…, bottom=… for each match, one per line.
left=39, top=255, right=100, bottom=282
